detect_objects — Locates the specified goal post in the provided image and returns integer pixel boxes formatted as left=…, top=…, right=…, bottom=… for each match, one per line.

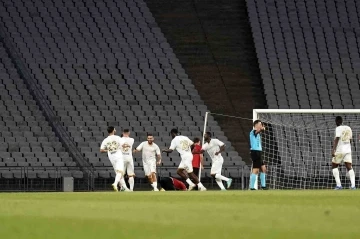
left=253, top=109, right=360, bottom=189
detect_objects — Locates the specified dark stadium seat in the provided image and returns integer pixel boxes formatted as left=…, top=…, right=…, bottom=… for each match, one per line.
left=0, top=0, right=244, bottom=181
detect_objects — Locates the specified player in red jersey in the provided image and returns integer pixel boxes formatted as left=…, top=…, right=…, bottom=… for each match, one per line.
left=160, top=177, right=187, bottom=191
left=192, top=137, right=204, bottom=178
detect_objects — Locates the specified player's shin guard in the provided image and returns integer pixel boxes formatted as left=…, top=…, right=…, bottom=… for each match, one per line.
left=332, top=168, right=342, bottom=187
left=250, top=173, right=257, bottom=189
left=348, top=169, right=355, bottom=188
left=260, top=172, right=266, bottom=187
left=215, top=173, right=230, bottom=182
left=215, top=178, right=225, bottom=190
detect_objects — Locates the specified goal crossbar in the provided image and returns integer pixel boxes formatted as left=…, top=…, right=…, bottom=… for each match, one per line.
left=253, top=109, right=360, bottom=121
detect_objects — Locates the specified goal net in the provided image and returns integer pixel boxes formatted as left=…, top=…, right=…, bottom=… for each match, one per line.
left=254, top=109, right=360, bottom=189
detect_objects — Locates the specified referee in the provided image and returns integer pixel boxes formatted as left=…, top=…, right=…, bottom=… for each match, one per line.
left=249, top=120, right=267, bottom=190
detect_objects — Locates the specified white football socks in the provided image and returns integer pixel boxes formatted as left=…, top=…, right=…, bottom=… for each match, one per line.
left=129, top=177, right=134, bottom=191
left=215, top=178, right=225, bottom=190
left=332, top=168, right=342, bottom=187
left=114, top=172, right=122, bottom=186
left=152, top=181, right=158, bottom=190
left=348, top=169, right=356, bottom=188
left=197, top=182, right=205, bottom=189
left=215, top=173, right=230, bottom=182
left=120, top=178, right=129, bottom=191
left=186, top=178, right=195, bottom=187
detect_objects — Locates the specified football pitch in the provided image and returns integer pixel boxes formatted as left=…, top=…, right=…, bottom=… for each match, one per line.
left=0, top=191, right=359, bottom=239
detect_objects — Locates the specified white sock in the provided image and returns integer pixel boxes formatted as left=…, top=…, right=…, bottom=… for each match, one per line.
left=348, top=169, right=356, bottom=188
left=197, top=182, right=205, bottom=189
left=186, top=178, right=195, bottom=187
left=332, top=168, right=342, bottom=187
left=120, top=178, right=129, bottom=190
left=215, top=178, right=225, bottom=190
left=114, top=172, right=122, bottom=186
left=152, top=181, right=158, bottom=190
left=129, top=177, right=134, bottom=191
left=215, top=173, right=230, bottom=182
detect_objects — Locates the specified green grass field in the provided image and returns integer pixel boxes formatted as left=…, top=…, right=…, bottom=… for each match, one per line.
left=0, top=191, right=359, bottom=239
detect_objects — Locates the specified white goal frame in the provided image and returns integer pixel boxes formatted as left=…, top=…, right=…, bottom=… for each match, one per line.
left=253, top=109, right=360, bottom=121
left=252, top=109, right=360, bottom=189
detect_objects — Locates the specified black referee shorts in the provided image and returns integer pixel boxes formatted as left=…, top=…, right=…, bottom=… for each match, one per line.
left=251, top=150, right=264, bottom=169
left=160, top=177, right=175, bottom=191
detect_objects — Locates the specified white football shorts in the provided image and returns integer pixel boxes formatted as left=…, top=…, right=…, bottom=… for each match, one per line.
left=211, top=158, right=224, bottom=175
left=178, top=154, right=193, bottom=173
left=123, top=157, right=135, bottom=176
left=143, top=159, right=156, bottom=176
left=109, top=152, right=124, bottom=173
left=332, top=152, right=352, bottom=164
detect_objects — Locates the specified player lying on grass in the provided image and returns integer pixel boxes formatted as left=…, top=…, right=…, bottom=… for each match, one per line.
left=332, top=116, right=356, bottom=190
left=100, top=126, right=130, bottom=192
left=159, top=177, right=187, bottom=191
left=192, top=132, right=232, bottom=190
left=162, top=128, right=206, bottom=191
left=133, top=134, right=162, bottom=191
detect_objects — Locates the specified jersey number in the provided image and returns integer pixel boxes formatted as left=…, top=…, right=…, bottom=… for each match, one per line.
left=341, top=130, right=351, bottom=142
left=180, top=140, right=190, bottom=151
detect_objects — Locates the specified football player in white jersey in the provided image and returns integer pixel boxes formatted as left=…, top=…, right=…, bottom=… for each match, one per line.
left=162, top=128, right=206, bottom=191
left=100, top=126, right=130, bottom=192
left=332, top=116, right=356, bottom=190
left=121, top=129, right=135, bottom=191
left=193, top=132, right=232, bottom=190
left=133, top=134, right=161, bottom=191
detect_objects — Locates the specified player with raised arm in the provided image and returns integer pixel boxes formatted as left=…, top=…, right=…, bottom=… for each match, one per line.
left=100, top=126, right=130, bottom=192
left=121, top=129, right=135, bottom=191
left=162, top=128, right=206, bottom=191
left=249, top=120, right=267, bottom=190
left=332, top=116, right=356, bottom=190
left=193, top=132, right=232, bottom=190
left=133, top=134, right=161, bottom=191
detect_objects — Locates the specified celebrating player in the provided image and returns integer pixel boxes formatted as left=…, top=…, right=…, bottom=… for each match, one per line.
left=193, top=132, right=232, bottom=190
left=100, top=126, right=130, bottom=192
left=249, top=120, right=267, bottom=190
left=133, top=134, right=161, bottom=191
left=121, top=129, right=135, bottom=191
left=162, top=128, right=206, bottom=191
left=159, top=177, right=187, bottom=191
left=332, top=116, right=356, bottom=190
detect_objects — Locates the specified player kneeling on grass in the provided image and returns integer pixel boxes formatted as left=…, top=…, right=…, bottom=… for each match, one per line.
left=133, top=134, right=161, bottom=191
left=162, top=128, right=206, bottom=191
left=249, top=120, right=267, bottom=190
left=332, top=116, right=356, bottom=190
left=160, top=177, right=187, bottom=191
left=100, top=126, right=130, bottom=192
left=120, top=129, right=135, bottom=191
left=193, top=132, right=232, bottom=190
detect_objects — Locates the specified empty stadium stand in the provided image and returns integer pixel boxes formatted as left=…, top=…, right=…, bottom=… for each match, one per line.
left=0, top=41, right=85, bottom=190
left=0, top=0, right=246, bottom=190
left=247, top=0, right=360, bottom=109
